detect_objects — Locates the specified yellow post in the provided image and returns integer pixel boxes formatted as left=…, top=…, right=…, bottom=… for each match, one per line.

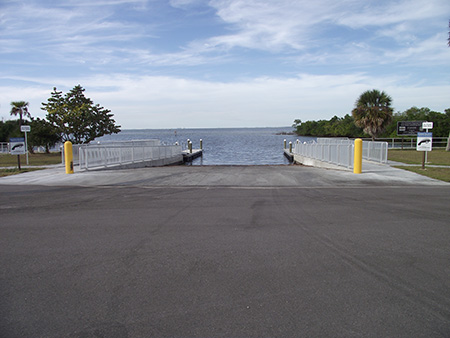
left=353, top=138, right=362, bottom=174
left=289, top=141, right=292, bottom=153
left=64, top=141, right=74, bottom=174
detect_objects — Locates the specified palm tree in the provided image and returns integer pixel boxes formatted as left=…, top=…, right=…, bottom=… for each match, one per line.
left=10, top=101, right=31, bottom=128
left=352, top=89, right=393, bottom=140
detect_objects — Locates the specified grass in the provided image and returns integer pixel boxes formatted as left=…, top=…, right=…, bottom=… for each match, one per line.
left=0, top=167, right=46, bottom=177
left=389, top=149, right=450, bottom=182
left=388, top=148, right=450, bottom=165
left=393, top=166, right=450, bottom=183
left=0, top=152, right=62, bottom=167
left=0, top=152, right=61, bottom=177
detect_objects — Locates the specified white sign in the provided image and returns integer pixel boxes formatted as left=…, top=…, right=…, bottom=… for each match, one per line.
left=416, top=132, right=432, bottom=151
left=21, top=125, right=31, bottom=132
left=422, top=122, right=433, bottom=130
left=9, top=137, right=26, bottom=155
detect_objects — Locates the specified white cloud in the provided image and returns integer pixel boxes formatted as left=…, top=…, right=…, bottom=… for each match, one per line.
left=1, top=0, right=449, bottom=129
left=2, top=72, right=448, bottom=128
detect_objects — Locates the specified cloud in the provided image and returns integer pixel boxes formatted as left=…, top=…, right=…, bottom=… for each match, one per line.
left=3, top=72, right=448, bottom=128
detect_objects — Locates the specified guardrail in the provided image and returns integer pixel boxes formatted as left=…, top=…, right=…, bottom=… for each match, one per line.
left=0, top=142, right=9, bottom=153
left=67, top=140, right=161, bottom=166
left=364, top=137, right=448, bottom=149
left=362, top=140, right=388, bottom=163
left=294, top=140, right=354, bottom=169
left=292, top=138, right=388, bottom=169
left=78, top=144, right=181, bottom=170
left=61, top=140, right=182, bottom=170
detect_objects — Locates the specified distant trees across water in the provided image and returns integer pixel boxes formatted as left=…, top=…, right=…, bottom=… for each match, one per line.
left=293, top=107, right=450, bottom=138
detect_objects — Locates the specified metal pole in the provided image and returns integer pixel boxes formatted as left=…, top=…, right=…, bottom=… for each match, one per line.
left=24, top=131, right=29, bottom=165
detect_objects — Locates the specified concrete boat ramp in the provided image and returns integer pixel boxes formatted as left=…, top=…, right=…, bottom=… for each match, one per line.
left=0, top=161, right=447, bottom=187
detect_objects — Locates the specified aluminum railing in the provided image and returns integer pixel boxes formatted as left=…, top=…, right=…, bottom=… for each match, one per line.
left=78, top=144, right=181, bottom=170
left=362, top=140, right=388, bottom=163
left=0, top=142, right=9, bottom=153
left=362, top=137, right=449, bottom=149
left=63, top=140, right=182, bottom=170
left=293, top=138, right=389, bottom=169
left=294, top=141, right=354, bottom=169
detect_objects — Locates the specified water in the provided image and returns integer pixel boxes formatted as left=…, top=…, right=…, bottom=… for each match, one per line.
left=96, top=127, right=315, bottom=165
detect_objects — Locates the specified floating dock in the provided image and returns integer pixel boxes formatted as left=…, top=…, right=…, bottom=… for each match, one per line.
left=283, top=149, right=294, bottom=162
left=182, top=149, right=203, bottom=162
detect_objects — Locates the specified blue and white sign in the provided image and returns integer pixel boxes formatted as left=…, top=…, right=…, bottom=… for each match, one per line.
left=9, top=137, right=26, bottom=155
left=416, top=132, right=432, bottom=151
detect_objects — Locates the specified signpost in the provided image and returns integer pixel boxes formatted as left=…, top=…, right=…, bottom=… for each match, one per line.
left=417, top=131, right=432, bottom=169
left=397, top=121, right=424, bottom=150
left=20, top=125, right=31, bottom=165
left=397, top=121, right=424, bottom=136
left=9, top=137, right=26, bottom=170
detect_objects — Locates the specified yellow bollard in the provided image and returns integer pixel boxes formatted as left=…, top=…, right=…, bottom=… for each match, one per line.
left=353, top=138, right=362, bottom=174
left=284, top=139, right=286, bottom=149
left=64, top=141, right=74, bottom=174
left=289, top=141, right=292, bottom=153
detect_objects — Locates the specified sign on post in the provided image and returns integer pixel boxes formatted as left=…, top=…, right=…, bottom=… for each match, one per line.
left=397, top=121, right=424, bottom=136
left=416, top=132, right=432, bottom=152
left=20, top=125, right=31, bottom=165
left=422, top=122, right=433, bottom=130
left=9, top=137, right=26, bottom=155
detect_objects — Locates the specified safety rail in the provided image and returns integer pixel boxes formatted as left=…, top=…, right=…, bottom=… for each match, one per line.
left=0, top=142, right=9, bottom=153
left=363, top=137, right=448, bottom=149
left=293, top=138, right=388, bottom=169
left=362, top=140, right=388, bottom=163
left=294, top=141, right=354, bottom=169
left=78, top=144, right=181, bottom=170
left=60, top=140, right=182, bottom=170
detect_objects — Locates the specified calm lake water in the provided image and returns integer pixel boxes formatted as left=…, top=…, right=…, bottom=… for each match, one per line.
left=96, top=127, right=315, bottom=165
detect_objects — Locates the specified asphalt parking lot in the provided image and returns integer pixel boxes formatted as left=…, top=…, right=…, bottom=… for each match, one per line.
left=1, top=164, right=449, bottom=337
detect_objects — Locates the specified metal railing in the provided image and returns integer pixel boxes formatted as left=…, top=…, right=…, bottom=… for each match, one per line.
left=78, top=144, right=181, bottom=170
left=61, top=140, right=181, bottom=170
left=0, top=142, right=9, bottom=153
left=292, top=138, right=389, bottom=169
left=362, top=140, right=388, bottom=163
left=364, top=137, right=449, bottom=149
left=294, top=140, right=354, bottom=169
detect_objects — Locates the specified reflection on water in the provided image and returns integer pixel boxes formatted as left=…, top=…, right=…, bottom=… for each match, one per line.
left=96, top=127, right=315, bottom=165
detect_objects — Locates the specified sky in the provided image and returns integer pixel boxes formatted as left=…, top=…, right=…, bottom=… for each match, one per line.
left=1, top=0, right=449, bottom=129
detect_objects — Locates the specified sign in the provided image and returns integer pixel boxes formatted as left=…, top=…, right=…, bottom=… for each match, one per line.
left=416, top=132, right=432, bottom=151
left=422, top=122, right=433, bottom=130
left=397, top=121, right=424, bottom=136
left=20, top=125, right=31, bottom=132
left=9, top=137, right=26, bottom=155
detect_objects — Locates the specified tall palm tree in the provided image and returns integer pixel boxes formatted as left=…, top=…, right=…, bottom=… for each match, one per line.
left=10, top=101, right=31, bottom=128
left=352, top=89, right=393, bottom=140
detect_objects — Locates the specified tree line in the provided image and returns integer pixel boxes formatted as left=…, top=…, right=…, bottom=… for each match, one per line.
left=1, top=85, right=120, bottom=153
left=293, top=90, right=450, bottom=140
left=294, top=107, right=450, bottom=138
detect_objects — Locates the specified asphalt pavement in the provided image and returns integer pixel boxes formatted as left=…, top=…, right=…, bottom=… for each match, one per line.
left=1, top=163, right=449, bottom=337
